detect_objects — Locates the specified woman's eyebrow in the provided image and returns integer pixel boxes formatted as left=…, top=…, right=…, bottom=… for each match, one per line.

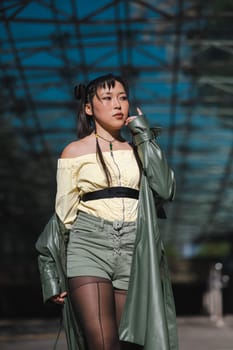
left=99, top=90, right=112, bottom=96
left=100, top=90, right=126, bottom=96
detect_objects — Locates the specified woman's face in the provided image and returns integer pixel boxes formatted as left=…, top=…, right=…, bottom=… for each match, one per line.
left=85, top=80, right=129, bottom=132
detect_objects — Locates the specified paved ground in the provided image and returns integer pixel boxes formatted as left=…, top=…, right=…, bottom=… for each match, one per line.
left=0, top=316, right=233, bottom=350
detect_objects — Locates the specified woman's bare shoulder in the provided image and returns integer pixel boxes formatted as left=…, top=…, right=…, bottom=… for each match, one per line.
left=60, top=134, right=95, bottom=158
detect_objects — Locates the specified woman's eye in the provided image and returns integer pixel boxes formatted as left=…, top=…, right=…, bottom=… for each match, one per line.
left=102, top=96, right=111, bottom=100
left=120, top=95, right=128, bottom=101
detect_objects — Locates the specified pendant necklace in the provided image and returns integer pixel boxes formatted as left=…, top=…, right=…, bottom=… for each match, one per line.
left=95, top=132, right=117, bottom=155
left=95, top=132, right=125, bottom=221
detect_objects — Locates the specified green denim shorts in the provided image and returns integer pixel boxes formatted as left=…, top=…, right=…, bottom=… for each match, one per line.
left=67, top=211, right=137, bottom=290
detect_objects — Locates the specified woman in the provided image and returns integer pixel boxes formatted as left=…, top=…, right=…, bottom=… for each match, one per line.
left=36, top=74, right=178, bottom=350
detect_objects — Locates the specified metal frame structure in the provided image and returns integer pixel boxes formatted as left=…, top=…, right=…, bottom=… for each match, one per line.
left=0, top=0, right=233, bottom=259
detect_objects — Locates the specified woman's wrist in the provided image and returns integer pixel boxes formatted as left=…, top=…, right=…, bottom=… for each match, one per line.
left=127, top=115, right=154, bottom=146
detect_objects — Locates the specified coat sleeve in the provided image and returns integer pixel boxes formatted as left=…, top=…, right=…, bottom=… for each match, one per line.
left=35, top=215, right=65, bottom=303
left=36, top=254, right=60, bottom=303
left=128, top=115, right=175, bottom=201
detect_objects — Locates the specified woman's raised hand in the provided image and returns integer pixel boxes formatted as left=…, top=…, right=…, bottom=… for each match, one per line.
left=125, top=106, right=143, bottom=126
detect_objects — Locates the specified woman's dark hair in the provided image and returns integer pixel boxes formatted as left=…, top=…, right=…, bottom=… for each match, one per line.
left=74, top=74, right=129, bottom=186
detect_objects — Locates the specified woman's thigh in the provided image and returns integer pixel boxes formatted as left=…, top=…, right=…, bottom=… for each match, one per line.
left=68, top=276, right=120, bottom=350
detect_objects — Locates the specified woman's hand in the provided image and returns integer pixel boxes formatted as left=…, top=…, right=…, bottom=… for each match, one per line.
left=51, top=291, right=67, bottom=304
left=125, top=107, right=143, bottom=126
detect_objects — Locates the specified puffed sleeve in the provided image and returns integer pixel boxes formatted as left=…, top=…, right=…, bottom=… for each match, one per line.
left=128, top=115, right=175, bottom=201
left=55, top=158, right=80, bottom=229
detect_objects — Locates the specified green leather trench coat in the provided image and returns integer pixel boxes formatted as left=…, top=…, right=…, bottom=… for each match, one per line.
left=35, top=115, right=179, bottom=350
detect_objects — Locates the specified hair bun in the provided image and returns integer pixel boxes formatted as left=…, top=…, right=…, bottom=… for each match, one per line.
left=74, top=84, right=86, bottom=100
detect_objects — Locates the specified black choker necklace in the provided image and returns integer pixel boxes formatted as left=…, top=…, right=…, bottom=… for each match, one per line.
left=95, top=132, right=117, bottom=153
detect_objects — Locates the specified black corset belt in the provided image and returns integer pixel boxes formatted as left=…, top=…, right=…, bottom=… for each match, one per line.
left=81, top=186, right=139, bottom=202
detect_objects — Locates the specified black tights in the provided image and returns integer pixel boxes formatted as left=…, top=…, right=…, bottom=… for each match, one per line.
left=68, top=277, right=142, bottom=350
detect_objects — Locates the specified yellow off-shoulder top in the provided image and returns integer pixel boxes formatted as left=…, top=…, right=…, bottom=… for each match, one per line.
left=55, top=150, right=140, bottom=228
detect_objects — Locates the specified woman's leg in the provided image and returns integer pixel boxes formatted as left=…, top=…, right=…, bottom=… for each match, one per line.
left=68, top=276, right=121, bottom=350
left=114, top=289, right=143, bottom=350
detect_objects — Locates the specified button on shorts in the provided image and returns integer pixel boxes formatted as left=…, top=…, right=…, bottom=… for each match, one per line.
left=67, top=211, right=137, bottom=290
